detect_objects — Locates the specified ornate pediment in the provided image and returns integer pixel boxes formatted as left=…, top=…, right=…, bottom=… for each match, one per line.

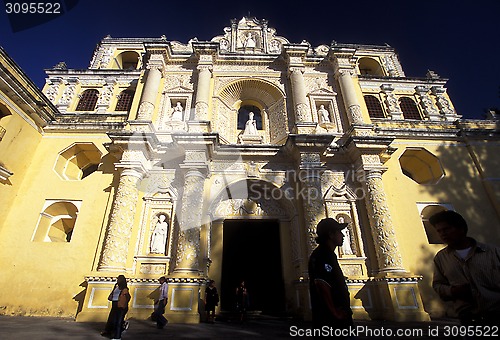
left=309, top=87, right=337, bottom=96
left=211, top=17, right=290, bottom=55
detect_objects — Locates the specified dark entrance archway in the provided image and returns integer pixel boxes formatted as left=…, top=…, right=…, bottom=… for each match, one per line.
left=220, top=219, right=285, bottom=316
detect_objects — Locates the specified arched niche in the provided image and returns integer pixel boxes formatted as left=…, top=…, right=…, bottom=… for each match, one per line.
left=213, top=78, right=288, bottom=145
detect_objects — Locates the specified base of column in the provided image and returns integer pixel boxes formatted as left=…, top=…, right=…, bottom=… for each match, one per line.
left=187, top=121, right=211, bottom=133
left=373, top=272, right=430, bottom=321
left=129, top=120, right=155, bottom=133
left=164, top=280, right=203, bottom=324
left=293, top=122, right=317, bottom=134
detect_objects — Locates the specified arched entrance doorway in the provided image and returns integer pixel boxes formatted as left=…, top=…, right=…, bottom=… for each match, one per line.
left=221, top=219, right=285, bottom=315
left=207, top=178, right=299, bottom=318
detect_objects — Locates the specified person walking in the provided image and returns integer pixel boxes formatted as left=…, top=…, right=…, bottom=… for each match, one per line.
left=308, top=218, right=353, bottom=335
left=204, top=280, right=219, bottom=323
left=152, top=276, right=168, bottom=329
left=430, top=210, right=500, bottom=326
left=101, top=275, right=131, bottom=340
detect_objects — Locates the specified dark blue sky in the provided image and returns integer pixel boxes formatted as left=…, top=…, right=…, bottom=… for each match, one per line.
left=1, top=0, right=499, bottom=119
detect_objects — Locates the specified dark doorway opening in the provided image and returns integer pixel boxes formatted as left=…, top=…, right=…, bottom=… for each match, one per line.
left=221, top=219, right=285, bottom=316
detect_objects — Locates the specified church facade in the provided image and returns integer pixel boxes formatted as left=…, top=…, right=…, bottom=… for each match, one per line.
left=0, top=17, right=499, bottom=323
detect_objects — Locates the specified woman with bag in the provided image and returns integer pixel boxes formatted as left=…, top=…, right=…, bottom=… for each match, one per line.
left=101, top=275, right=131, bottom=340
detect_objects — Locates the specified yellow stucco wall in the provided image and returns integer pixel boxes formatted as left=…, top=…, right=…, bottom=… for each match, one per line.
left=0, top=133, right=115, bottom=317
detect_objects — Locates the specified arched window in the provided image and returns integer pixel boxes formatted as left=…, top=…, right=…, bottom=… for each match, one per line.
left=32, top=201, right=80, bottom=242
left=75, top=89, right=99, bottom=111
left=399, top=97, right=422, bottom=120
left=115, top=51, right=140, bottom=70
left=115, top=90, right=134, bottom=111
left=358, top=57, right=384, bottom=76
left=364, top=95, right=385, bottom=118
left=420, top=205, right=448, bottom=244
left=237, top=105, right=262, bottom=130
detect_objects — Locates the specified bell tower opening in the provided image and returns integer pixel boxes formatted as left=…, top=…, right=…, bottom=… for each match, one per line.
left=220, top=219, right=285, bottom=316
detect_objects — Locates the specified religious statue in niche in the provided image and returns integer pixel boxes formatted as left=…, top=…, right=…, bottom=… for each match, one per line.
left=243, top=32, right=256, bottom=48
left=171, top=101, right=184, bottom=121
left=338, top=216, right=354, bottom=255
left=318, top=105, right=331, bottom=123
left=150, top=214, right=169, bottom=254
left=243, top=112, right=258, bottom=135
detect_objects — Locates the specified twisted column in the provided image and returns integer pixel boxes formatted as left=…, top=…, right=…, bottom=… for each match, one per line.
left=136, top=64, right=162, bottom=120
left=174, top=169, right=206, bottom=272
left=98, top=168, right=144, bottom=271
left=362, top=169, right=405, bottom=272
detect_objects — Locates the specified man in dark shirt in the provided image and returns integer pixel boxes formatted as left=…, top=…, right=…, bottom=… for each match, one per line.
left=308, top=218, right=353, bottom=330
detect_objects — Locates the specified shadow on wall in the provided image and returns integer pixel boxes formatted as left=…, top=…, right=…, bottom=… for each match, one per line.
left=74, top=281, right=88, bottom=317
left=414, top=140, right=500, bottom=318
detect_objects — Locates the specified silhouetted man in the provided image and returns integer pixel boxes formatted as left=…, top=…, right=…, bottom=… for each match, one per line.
left=431, top=210, right=500, bottom=326
left=308, top=218, right=353, bottom=333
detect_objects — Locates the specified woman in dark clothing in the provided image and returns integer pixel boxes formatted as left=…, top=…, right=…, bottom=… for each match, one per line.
left=204, top=280, right=219, bottom=323
left=101, top=275, right=131, bottom=339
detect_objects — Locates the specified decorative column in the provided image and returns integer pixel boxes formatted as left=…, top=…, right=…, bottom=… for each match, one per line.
left=136, top=61, right=163, bottom=120
left=360, top=161, right=404, bottom=273
left=289, top=67, right=312, bottom=123
left=415, top=86, right=440, bottom=120
left=174, top=168, right=206, bottom=273
left=98, top=167, right=145, bottom=271
left=380, top=84, right=403, bottom=120
left=331, top=48, right=364, bottom=125
left=300, top=166, right=326, bottom=255
left=194, top=64, right=212, bottom=121
left=284, top=45, right=312, bottom=125
left=431, top=86, right=461, bottom=121
left=335, top=69, right=364, bottom=125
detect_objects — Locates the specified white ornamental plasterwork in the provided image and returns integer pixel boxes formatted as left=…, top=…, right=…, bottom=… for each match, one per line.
left=361, top=154, right=381, bottom=166
left=97, top=84, right=114, bottom=106
left=141, top=172, right=175, bottom=197
left=58, top=83, right=76, bottom=105
left=99, top=47, right=113, bottom=69
left=321, top=171, right=346, bottom=196
left=348, top=104, right=363, bottom=124
left=170, top=41, right=194, bottom=53
left=45, top=83, right=60, bottom=103
left=419, top=93, right=439, bottom=117
left=381, top=55, right=398, bottom=77
left=213, top=100, right=233, bottom=142
left=175, top=228, right=200, bottom=269
left=435, top=95, right=455, bottom=115
left=268, top=100, right=288, bottom=144
left=214, top=198, right=287, bottom=218
left=137, top=101, right=154, bottom=120
left=314, top=45, right=330, bottom=56
left=210, top=161, right=246, bottom=172
left=99, top=174, right=140, bottom=269
left=304, top=76, right=330, bottom=93
left=365, top=172, right=404, bottom=270
left=302, top=178, right=326, bottom=254
left=184, top=150, right=206, bottom=163
left=194, top=101, right=208, bottom=120
left=214, top=64, right=279, bottom=73
left=140, top=264, right=166, bottom=275
left=164, top=74, right=194, bottom=91
left=296, top=103, right=311, bottom=122
left=340, top=264, right=363, bottom=277
left=384, top=92, right=402, bottom=113
left=300, top=153, right=321, bottom=165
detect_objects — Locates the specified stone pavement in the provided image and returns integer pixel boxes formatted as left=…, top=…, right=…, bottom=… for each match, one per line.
left=0, top=315, right=463, bottom=339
